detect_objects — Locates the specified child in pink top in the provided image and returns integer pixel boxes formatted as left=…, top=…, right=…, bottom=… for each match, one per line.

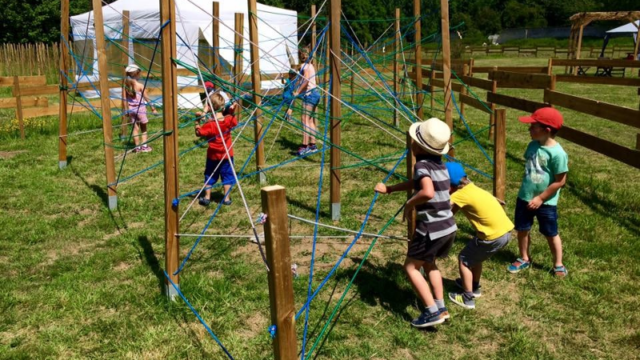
left=124, top=64, right=157, bottom=153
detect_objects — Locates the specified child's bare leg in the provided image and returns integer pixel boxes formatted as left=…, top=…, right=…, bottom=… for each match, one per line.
left=404, top=258, right=436, bottom=308
left=307, top=105, right=316, bottom=145
left=204, top=187, right=211, bottom=200
left=424, top=261, right=444, bottom=300
left=132, top=123, right=140, bottom=147
left=301, top=111, right=309, bottom=145
left=471, top=263, right=483, bottom=284
left=222, top=184, right=231, bottom=202
left=546, top=235, right=563, bottom=267
left=140, top=123, right=148, bottom=145
left=517, top=230, right=531, bottom=262
left=458, top=259, right=474, bottom=292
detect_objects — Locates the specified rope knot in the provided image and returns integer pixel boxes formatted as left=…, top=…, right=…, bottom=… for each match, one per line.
left=255, top=213, right=268, bottom=225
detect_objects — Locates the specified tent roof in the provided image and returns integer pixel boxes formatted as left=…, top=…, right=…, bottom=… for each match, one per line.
left=607, top=20, right=640, bottom=34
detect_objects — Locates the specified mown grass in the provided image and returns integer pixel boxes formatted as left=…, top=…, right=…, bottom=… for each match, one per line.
left=1, top=57, right=640, bottom=359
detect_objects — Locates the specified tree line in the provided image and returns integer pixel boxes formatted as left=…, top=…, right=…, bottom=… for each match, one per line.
left=0, top=0, right=637, bottom=45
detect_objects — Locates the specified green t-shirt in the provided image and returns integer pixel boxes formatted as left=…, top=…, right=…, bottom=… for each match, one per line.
left=517, top=141, right=568, bottom=206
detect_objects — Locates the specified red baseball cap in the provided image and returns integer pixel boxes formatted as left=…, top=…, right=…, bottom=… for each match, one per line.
left=519, top=107, right=563, bottom=130
left=204, top=81, right=214, bottom=90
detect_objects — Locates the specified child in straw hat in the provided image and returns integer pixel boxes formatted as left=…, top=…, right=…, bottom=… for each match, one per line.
left=375, top=118, right=457, bottom=328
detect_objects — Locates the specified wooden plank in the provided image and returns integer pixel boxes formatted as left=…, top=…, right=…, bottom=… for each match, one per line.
left=459, top=75, right=493, bottom=91
left=558, top=125, right=640, bottom=169
left=555, top=75, right=640, bottom=87
left=13, top=84, right=58, bottom=97
left=487, top=92, right=547, bottom=113
left=493, top=109, right=507, bottom=201
left=0, top=76, right=46, bottom=87
left=473, top=66, right=548, bottom=74
left=460, top=93, right=492, bottom=114
left=544, top=90, right=640, bottom=130
left=0, top=96, right=48, bottom=109
left=74, top=80, right=120, bottom=91
left=428, top=78, right=463, bottom=92
left=261, top=185, right=298, bottom=360
left=489, top=71, right=552, bottom=89
left=553, top=59, right=640, bottom=68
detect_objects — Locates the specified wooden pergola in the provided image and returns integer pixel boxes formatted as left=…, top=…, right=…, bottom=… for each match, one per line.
left=568, top=11, right=640, bottom=61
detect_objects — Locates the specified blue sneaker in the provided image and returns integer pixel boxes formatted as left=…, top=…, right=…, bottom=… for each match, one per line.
left=296, top=145, right=308, bottom=156
left=411, top=309, right=444, bottom=328
left=455, top=278, right=482, bottom=298
left=439, top=307, right=450, bottom=321
left=306, top=144, right=319, bottom=154
left=449, top=292, right=476, bottom=310
left=508, top=258, right=531, bottom=273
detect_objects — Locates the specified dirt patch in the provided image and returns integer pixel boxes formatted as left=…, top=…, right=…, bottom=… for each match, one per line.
left=114, top=262, right=131, bottom=272
left=0, top=150, right=26, bottom=159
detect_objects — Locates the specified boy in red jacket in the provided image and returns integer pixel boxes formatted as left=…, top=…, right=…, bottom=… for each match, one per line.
left=194, top=93, right=238, bottom=206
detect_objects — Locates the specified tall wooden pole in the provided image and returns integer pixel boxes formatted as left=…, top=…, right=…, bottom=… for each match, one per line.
left=261, top=185, right=297, bottom=360
left=323, top=23, right=330, bottom=111
left=92, top=0, right=118, bottom=210
left=120, top=10, right=131, bottom=140
left=248, top=0, right=266, bottom=184
left=59, top=0, right=70, bottom=169
left=493, top=109, right=506, bottom=202
left=13, top=77, right=25, bottom=140
left=330, top=0, right=342, bottom=221
left=633, top=23, right=640, bottom=60
left=413, top=0, right=423, bottom=120
left=440, top=0, right=452, bottom=129
left=160, top=0, right=180, bottom=300
left=406, top=132, right=416, bottom=239
left=393, top=8, right=400, bottom=127
left=310, top=5, right=317, bottom=67
left=234, top=13, right=244, bottom=124
left=212, top=1, right=221, bottom=78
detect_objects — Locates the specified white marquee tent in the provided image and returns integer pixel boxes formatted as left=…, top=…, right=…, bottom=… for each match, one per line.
left=600, top=20, right=640, bottom=59
left=70, top=0, right=299, bottom=107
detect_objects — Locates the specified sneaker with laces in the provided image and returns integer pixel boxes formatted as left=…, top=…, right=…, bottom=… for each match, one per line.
left=296, top=146, right=308, bottom=156
left=454, top=278, right=482, bottom=298
left=449, top=292, right=476, bottom=310
left=141, top=145, right=152, bottom=153
left=306, top=144, right=318, bottom=154
left=132, top=146, right=142, bottom=153
left=553, top=265, right=568, bottom=277
left=508, top=258, right=531, bottom=273
left=411, top=309, right=444, bottom=328
left=198, top=197, right=211, bottom=207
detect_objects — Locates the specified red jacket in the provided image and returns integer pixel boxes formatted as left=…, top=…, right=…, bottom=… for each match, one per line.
left=196, top=114, right=238, bottom=160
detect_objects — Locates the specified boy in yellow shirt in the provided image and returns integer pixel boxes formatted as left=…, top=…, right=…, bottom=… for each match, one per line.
left=445, top=162, right=514, bottom=309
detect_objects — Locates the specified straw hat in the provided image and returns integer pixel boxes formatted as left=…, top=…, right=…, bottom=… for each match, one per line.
left=125, top=64, right=141, bottom=73
left=408, top=118, right=451, bottom=155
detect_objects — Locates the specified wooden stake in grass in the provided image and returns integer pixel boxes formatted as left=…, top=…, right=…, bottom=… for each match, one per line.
left=493, top=109, right=507, bottom=202
left=234, top=13, right=244, bottom=124
left=330, top=0, right=342, bottom=221
left=93, top=0, right=118, bottom=210
left=212, top=2, right=221, bottom=78
left=393, top=8, right=400, bottom=127
left=260, top=185, right=297, bottom=360
left=13, top=76, right=25, bottom=139
left=248, top=0, right=266, bottom=184
left=159, top=0, right=181, bottom=300
left=406, top=131, right=416, bottom=239
left=440, top=0, right=453, bottom=144
left=413, top=0, right=422, bottom=120
left=59, top=0, right=70, bottom=168
left=120, top=10, right=130, bottom=141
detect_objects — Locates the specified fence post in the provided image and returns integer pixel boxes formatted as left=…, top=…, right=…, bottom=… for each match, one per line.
left=234, top=13, right=244, bottom=124
left=212, top=2, right=220, bottom=78
left=248, top=0, right=266, bottom=184
left=488, top=65, right=497, bottom=140
left=59, top=0, right=70, bottom=168
left=330, top=0, right=342, bottom=220
left=13, top=76, right=25, bottom=139
left=406, top=131, right=416, bottom=239
left=120, top=10, right=130, bottom=141
left=493, top=109, right=506, bottom=201
left=413, top=0, right=423, bottom=120
left=393, top=8, right=400, bottom=127
left=261, top=185, right=297, bottom=360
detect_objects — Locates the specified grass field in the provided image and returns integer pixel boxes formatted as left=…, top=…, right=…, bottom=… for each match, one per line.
left=1, top=57, right=640, bottom=359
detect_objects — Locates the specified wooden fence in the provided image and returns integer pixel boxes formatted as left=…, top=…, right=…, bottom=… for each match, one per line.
left=406, top=45, right=637, bottom=60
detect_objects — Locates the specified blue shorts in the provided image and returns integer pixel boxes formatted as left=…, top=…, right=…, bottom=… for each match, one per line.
left=204, top=157, right=236, bottom=186
left=302, top=88, right=321, bottom=107
left=514, top=197, right=558, bottom=237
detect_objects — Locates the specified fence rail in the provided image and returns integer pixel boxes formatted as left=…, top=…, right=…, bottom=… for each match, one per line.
left=405, top=45, right=637, bottom=59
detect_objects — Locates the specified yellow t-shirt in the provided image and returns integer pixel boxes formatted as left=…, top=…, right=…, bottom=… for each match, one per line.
left=450, top=183, right=514, bottom=241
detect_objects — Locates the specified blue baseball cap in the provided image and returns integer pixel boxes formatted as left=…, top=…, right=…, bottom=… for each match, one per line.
left=446, top=161, right=467, bottom=186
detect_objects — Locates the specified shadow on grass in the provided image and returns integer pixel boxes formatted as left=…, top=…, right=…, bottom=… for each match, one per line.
left=309, top=292, right=359, bottom=360
left=136, top=235, right=164, bottom=294
left=287, top=196, right=331, bottom=218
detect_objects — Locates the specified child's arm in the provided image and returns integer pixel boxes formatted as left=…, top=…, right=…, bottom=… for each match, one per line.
left=140, top=83, right=157, bottom=114
left=374, top=180, right=413, bottom=195
left=403, top=177, right=435, bottom=221
left=527, top=172, right=567, bottom=210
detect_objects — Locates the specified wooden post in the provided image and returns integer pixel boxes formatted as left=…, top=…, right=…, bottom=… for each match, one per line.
left=92, top=0, right=118, bottom=210
left=330, top=0, right=342, bottom=221
left=350, top=46, right=355, bottom=104
left=13, top=76, right=25, bottom=139
left=413, top=0, right=423, bottom=120
left=573, top=25, right=584, bottom=75
left=429, top=66, right=435, bottom=111
left=310, top=5, right=316, bottom=67
left=547, top=58, right=553, bottom=75
left=459, top=64, right=469, bottom=117
left=633, top=23, right=640, bottom=61
left=493, top=109, right=506, bottom=201
left=212, top=1, right=221, bottom=78
left=488, top=65, right=497, bottom=140
left=160, top=0, right=180, bottom=300
left=323, top=24, right=330, bottom=111
left=59, top=0, right=70, bottom=168
left=120, top=10, right=130, bottom=140
left=248, top=0, right=266, bottom=183
left=406, top=132, right=416, bottom=239
left=260, top=185, right=297, bottom=360
left=234, top=13, right=244, bottom=124
left=440, top=0, right=452, bottom=129
left=393, top=8, right=400, bottom=127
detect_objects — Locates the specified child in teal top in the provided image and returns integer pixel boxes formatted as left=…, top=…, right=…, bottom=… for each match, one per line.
left=508, top=107, right=569, bottom=277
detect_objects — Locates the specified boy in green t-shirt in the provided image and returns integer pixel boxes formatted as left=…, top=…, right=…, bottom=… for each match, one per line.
left=508, top=107, right=569, bottom=277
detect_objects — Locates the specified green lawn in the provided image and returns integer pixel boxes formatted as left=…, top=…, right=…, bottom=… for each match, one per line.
left=1, top=56, right=639, bottom=359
